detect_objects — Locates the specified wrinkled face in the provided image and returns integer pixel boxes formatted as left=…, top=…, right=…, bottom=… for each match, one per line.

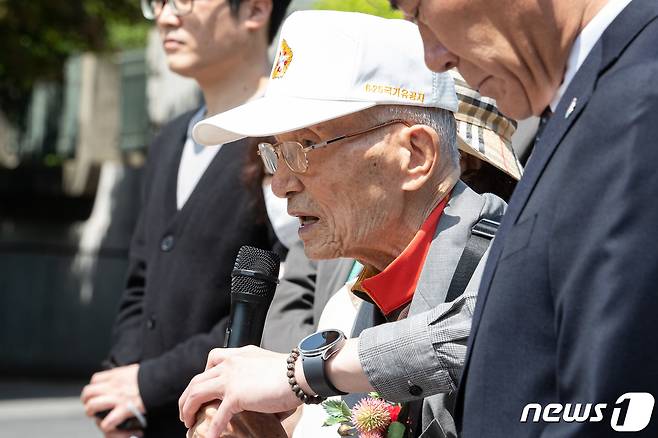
left=395, top=0, right=563, bottom=119
left=156, top=0, right=244, bottom=77
left=270, top=114, right=407, bottom=261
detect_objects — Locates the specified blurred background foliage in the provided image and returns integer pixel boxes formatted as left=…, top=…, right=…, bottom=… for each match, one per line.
left=314, top=0, right=403, bottom=18
left=0, top=0, right=400, bottom=130
left=0, top=0, right=148, bottom=126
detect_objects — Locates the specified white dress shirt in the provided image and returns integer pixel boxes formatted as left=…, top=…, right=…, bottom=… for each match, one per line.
left=550, top=0, right=633, bottom=111
left=176, top=107, right=222, bottom=210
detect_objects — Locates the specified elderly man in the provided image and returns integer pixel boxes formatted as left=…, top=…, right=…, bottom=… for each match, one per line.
left=393, top=0, right=658, bottom=436
left=179, top=11, right=512, bottom=438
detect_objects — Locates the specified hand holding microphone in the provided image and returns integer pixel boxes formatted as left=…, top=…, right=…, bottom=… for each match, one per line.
left=179, top=246, right=293, bottom=438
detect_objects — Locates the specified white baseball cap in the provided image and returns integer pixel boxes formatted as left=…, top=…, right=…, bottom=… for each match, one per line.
left=192, top=10, right=458, bottom=146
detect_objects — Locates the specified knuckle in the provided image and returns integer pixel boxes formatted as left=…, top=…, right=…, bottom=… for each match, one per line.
left=190, top=374, right=201, bottom=384
left=188, top=388, right=201, bottom=401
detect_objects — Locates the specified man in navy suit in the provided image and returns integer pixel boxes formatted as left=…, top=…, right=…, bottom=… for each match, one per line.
left=393, top=0, right=658, bottom=435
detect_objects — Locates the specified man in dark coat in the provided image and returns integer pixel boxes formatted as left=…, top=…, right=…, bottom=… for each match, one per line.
left=393, top=0, right=658, bottom=436
left=81, top=1, right=291, bottom=437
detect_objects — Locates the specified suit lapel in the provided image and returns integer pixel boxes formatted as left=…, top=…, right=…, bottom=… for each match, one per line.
left=162, top=112, right=194, bottom=220
left=458, top=0, right=658, bottom=422
left=178, top=137, right=245, bottom=215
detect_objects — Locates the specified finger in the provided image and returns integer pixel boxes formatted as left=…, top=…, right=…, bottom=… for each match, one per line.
left=181, top=377, right=225, bottom=428
left=202, top=402, right=220, bottom=416
left=187, top=415, right=210, bottom=438
left=81, top=382, right=112, bottom=404
left=206, top=347, right=244, bottom=370
left=206, top=348, right=227, bottom=370
left=206, top=399, right=240, bottom=438
left=195, top=402, right=218, bottom=437
left=178, top=367, right=223, bottom=420
left=105, top=431, right=143, bottom=438
left=91, top=369, right=116, bottom=384
left=84, top=394, right=118, bottom=417
left=275, top=407, right=298, bottom=421
left=180, top=366, right=221, bottom=406
left=100, top=405, right=132, bottom=432
left=187, top=427, right=206, bottom=438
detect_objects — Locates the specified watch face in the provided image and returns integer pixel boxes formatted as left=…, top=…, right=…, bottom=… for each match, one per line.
left=300, top=330, right=342, bottom=353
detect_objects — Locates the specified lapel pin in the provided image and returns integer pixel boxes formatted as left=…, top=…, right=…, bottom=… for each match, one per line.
left=565, top=97, right=577, bottom=119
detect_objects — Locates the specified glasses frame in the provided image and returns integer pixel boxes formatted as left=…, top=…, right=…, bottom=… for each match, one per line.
left=258, top=119, right=411, bottom=175
left=141, top=0, right=194, bottom=20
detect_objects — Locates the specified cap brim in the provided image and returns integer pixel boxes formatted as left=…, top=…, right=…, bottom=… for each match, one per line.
left=457, top=128, right=523, bottom=181
left=193, top=96, right=377, bottom=146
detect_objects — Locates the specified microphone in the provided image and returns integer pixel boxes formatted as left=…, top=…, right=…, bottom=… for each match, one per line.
left=224, top=245, right=280, bottom=348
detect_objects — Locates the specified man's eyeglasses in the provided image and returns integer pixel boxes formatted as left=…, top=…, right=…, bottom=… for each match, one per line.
left=257, top=119, right=411, bottom=175
left=141, top=0, right=194, bottom=20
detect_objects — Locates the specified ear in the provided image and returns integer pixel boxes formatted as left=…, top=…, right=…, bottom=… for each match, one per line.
left=398, top=124, right=439, bottom=192
left=240, top=0, right=272, bottom=32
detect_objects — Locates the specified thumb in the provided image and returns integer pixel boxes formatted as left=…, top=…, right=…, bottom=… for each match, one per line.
left=206, top=400, right=240, bottom=438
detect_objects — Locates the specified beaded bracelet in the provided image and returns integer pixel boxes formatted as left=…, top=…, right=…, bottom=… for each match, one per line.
left=287, top=348, right=325, bottom=405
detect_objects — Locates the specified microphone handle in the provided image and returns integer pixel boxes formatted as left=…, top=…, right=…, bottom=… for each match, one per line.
left=224, top=292, right=272, bottom=348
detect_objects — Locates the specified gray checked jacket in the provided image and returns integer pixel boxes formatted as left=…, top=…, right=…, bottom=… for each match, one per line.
left=357, top=181, right=506, bottom=437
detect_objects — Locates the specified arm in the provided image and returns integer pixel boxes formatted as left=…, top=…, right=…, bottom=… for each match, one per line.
left=82, top=156, right=153, bottom=432
left=176, top=257, right=485, bottom=435
left=357, top=253, right=484, bottom=402
left=105, top=212, right=148, bottom=367
left=137, top=315, right=230, bottom=412
left=82, top=199, right=150, bottom=432
left=261, top=240, right=318, bottom=353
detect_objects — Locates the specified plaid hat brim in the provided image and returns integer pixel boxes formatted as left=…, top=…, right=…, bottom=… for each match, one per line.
left=456, top=119, right=523, bottom=180
left=452, top=72, right=523, bottom=180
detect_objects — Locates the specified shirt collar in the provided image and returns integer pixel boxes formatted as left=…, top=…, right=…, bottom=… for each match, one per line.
left=187, top=106, right=209, bottom=149
left=550, top=0, right=633, bottom=111
left=352, top=194, right=450, bottom=316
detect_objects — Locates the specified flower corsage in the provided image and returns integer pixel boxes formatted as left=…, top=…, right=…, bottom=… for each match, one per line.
left=322, top=393, right=407, bottom=438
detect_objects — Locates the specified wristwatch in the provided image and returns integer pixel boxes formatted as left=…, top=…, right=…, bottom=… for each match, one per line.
left=298, top=329, right=348, bottom=397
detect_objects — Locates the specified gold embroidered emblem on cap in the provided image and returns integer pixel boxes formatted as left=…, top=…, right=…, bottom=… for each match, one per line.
left=364, top=83, right=425, bottom=103
left=272, top=39, right=293, bottom=79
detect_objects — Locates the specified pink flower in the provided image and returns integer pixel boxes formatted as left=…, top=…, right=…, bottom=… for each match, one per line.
left=351, top=397, right=392, bottom=434
left=359, top=431, right=384, bottom=438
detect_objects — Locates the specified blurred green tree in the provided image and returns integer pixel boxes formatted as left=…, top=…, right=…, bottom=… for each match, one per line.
left=313, top=0, right=403, bottom=19
left=0, top=0, right=149, bottom=125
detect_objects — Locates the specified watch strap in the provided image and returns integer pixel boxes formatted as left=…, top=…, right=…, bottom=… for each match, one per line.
left=302, top=354, right=347, bottom=397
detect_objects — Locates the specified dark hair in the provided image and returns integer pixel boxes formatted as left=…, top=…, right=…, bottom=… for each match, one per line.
left=461, top=160, right=517, bottom=202
left=228, top=0, right=292, bottom=43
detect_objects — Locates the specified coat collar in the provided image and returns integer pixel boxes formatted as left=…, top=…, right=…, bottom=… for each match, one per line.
left=411, top=181, right=493, bottom=313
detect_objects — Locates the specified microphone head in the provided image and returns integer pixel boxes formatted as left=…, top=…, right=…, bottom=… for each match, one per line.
left=231, top=246, right=280, bottom=297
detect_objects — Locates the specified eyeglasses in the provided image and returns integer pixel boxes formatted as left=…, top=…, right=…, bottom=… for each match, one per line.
left=141, top=0, right=194, bottom=20
left=257, top=119, right=411, bottom=175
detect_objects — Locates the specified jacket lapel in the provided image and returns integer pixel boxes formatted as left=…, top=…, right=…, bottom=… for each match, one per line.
left=162, top=111, right=195, bottom=220
left=411, top=181, right=484, bottom=313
